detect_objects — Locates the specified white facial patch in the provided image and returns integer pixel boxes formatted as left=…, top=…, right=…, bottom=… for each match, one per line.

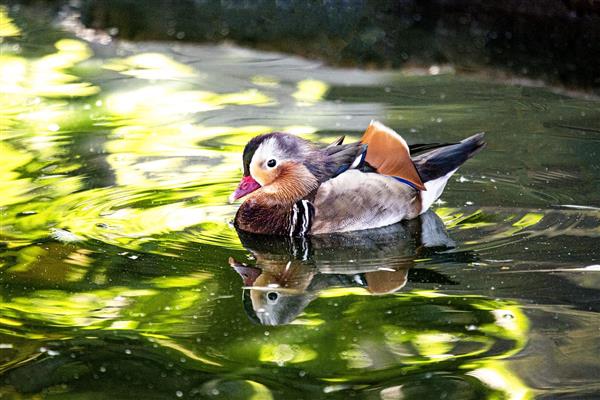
left=249, top=137, right=284, bottom=185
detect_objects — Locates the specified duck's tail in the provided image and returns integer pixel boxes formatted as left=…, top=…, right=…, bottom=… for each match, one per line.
left=413, top=133, right=486, bottom=213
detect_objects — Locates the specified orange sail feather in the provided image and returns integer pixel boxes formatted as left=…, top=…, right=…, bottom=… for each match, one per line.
left=360, top=121, right=426, bottom=191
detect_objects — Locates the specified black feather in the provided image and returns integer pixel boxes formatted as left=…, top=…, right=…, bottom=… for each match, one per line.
left=323, top=142, right=366, bottom=177
left=324, top=136, right=345, bottom=147
left=412, top=133, right=486, bottom=182
left=409, top=142, right=456, bottom=155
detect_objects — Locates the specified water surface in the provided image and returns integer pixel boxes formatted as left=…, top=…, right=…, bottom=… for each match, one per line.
left=1, top=10, right=600, bottom=399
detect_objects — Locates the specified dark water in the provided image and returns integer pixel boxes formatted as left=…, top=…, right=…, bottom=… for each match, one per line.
left=1, top=9, right=600, bottom=399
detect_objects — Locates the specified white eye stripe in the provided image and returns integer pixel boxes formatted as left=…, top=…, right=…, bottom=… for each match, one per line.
left=250, top=138, right=284, bottom=178
left=249, top=138, right=282, bottom=185
left=252, top=138, right=279, bottom=162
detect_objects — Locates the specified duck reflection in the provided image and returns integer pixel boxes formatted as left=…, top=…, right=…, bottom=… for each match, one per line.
left=230, top=210, right=461, bottom=325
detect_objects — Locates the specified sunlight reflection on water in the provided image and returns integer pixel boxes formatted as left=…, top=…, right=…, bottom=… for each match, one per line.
left=1, top=7, right=600, bottom=399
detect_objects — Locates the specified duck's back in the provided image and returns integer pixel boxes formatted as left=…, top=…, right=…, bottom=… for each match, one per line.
left=309, top=125, right=486, bottom=235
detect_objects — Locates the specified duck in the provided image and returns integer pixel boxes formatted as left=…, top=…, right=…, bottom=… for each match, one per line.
left=229, top=121, right=485, bottom=236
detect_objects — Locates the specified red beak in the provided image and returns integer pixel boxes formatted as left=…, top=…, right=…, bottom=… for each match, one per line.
left=229, top=257, right=261, bottom=286
left=229, top=176, right=261, bottom=203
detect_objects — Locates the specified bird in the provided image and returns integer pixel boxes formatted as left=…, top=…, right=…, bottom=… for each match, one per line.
left=229, top=121, right=486, bottom=236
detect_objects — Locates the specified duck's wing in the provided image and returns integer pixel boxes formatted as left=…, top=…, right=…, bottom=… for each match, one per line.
left=311, top=170, right=420, bottom=234
left=361, top=121, right=426, bottom=191
left=321, top=141, right=367, bottom=179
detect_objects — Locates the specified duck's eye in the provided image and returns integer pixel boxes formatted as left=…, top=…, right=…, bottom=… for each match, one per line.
left=267, top=291, right=279, bottom=303
left=267, top=159, right=277, bottom=168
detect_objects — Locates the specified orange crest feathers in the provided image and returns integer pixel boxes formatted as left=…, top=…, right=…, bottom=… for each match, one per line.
left=360, top=121, right=426, bottom=191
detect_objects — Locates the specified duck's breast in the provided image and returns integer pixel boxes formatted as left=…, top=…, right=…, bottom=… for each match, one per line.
left=311, top=170, right=420, bottom=234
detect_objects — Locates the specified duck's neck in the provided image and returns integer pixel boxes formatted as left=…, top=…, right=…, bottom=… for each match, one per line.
left=235, top=164, right=318, bottom=235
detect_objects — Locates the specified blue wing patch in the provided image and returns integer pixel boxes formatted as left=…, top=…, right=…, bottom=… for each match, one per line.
left=334, top=145, right=368, bottom=176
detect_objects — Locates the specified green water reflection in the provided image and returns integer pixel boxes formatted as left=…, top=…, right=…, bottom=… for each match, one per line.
left=2, top=7, right=600, bottom=399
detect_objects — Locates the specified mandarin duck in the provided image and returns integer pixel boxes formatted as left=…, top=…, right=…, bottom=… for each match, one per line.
left=230, top=121, right=485, bottom=236
left=229, top=210, right=460, bottom=325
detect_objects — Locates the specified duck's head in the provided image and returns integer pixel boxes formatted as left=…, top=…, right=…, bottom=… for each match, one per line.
left=229, top=133, right=320, bottom=203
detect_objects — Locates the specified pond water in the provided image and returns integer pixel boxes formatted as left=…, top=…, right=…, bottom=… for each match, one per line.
left=1, top=9, right=600, bottom=400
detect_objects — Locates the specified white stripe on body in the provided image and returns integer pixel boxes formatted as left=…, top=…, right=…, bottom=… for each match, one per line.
left=290, top=203, right=299, bottom=236
left=300, top=200, right=310, bottom=235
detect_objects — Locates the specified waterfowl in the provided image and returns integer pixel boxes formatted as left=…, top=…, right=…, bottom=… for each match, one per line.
left=230, top=121, right=485, bottom=236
